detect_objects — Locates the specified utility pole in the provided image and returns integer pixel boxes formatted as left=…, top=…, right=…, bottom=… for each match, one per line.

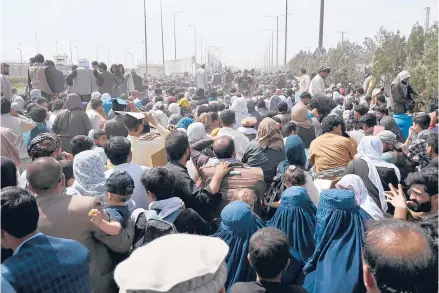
left=189, top=25, right=197, bottom=65
left=338, top=31, right=348, bottom=43
left=284, top=0, right=288, bottom=67
left=174, top=10, right=183, bottom=60
left=318, top=0, right=324, bottom=48
left=425, top=7, right=431, bottom=32
left=265, top=14, right=290, bottom=69
left=69, top=40, right=74, bottom=65
left=17, top=43, right=23, bottom=77
left=160, top=0, right=165, bottom=67
left=143, top=0, right=148, bottom=75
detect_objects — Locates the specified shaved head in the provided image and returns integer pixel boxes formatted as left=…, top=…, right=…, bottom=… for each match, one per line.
left=363, top=219, right=437, bottom=293
left=27, top=157, right=63, bottom=192
left=213, top=136, right=235, bottom=159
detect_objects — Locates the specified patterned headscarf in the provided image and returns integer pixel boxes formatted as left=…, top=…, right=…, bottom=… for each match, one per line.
left=257, top=118, right=284, bottom=151
left=27, top=132, right=61, bottom=160
left=72, top=150, right=106, bottom=198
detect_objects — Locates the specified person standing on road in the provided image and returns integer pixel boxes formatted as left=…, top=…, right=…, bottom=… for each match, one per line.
left=195, top=64, right=208, bottom=91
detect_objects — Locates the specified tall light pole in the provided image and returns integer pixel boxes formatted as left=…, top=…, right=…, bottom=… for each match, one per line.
left=265, top=30, right=274, bottom=69
left=173, top=10, right=183, bottom=60
left=76, top=46, right=80, bottom=63
left=55, top=41, right=58, bottom=57
left=69, top=40, right=75, bottom=65
left=318, top=0, right=324, bottom=48
left=143, top=0, right=148, bottom=75
left=160, top=0, right=165, bottom=66
left=17, top=43, right=23, bottom=77
left=265, top=14, right=290, bottom=69
left=188, top=25, right=197, bottom=65
left=284, top=0, right=288, bottom=67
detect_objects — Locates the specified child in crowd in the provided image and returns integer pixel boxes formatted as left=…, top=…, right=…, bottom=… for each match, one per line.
left=232, top=188, right=256, bottom=211
left=23, top=106, right=50, bottom=147
left=89, top=129, right=108, bottom=164
left=89, top=171, right=134, bottom=235
left=60, top=160, right=76, bottom=196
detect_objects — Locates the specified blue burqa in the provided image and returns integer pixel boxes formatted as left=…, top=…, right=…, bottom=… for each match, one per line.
left=279, top=135, right=307, bottom=174
left=303, top=189, right=371, bottom=293
left=212, top=200, right=264, bottom=293
left=267, top=186, right=316, bottom=285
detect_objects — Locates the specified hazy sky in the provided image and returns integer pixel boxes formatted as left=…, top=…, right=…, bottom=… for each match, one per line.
left=1, top=0, right=437, bottom=68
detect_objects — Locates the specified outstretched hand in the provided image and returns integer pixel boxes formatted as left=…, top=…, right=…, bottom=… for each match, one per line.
left=385, top=183, right=407, bottom=209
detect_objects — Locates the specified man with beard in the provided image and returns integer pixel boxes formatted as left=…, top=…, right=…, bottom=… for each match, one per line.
left=386, top=168, right=438, bottom=221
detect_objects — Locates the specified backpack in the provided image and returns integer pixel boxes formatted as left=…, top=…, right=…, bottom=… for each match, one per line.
left=264, top=172, right=286, bottom=220
left=130, top=208, right=182, bottom=251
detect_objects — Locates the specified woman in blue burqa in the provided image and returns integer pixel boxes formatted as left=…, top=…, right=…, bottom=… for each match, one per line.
left=303, top=189, right=371, bottom=293
left=212, top=200, right=265, bottom=292
left=267, top=186, right=316, bottom=285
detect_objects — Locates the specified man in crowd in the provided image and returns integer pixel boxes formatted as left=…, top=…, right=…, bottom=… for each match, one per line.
left=386, top=168, right=438, bottom=221
left=217, top=109, right=250, bottom=160
left=87, top=98, right=106, bottom=131
left=355, top=87, right=368, bottom=107
left=295, top=68, right=311, bottom=94
left=27, top=157, right=133, bottom=293
left=308, top=66, right=330, bottom=98
left=1, top=62, right=12, bottom=101
left=94, top=62, right=118, bottom=97
left=376, top=105, right=405, bottom=142
left=44, top=60, right=65, bottom=95
left=309, top=115, right=356, bottom=178
left=231, top=227, right=307, bottom=293
left=28, top=54, right=54, bottom=101
left=362, top=219, right=437, bottom=293
left=1, top=98, right=36, bottom=167
left=1, top=186, right=93, bottom=293
left=362, top=65, right=376, bottom=102
left=66, top=60, right=96, bottom=102
left=349, top=113, right=377, bottom=144
left=104, top=136, right=149, bottom=210
left=124, top=112, right=169, bottom=168
left=424, top=132, right=438, bottom=169
left=405, top=112, right=431, bottom=147
left=165, top=130, right=231, bottom=221
left=239, top=70, right=253, bottom=93
left=195, top=64, right=208, bottom=90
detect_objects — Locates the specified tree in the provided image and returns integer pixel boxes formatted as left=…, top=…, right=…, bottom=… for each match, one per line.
left=373, top=27, right=407, bottom=89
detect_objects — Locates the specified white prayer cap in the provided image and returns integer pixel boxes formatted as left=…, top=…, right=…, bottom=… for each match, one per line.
left=115, top=234, right=229, bottom=293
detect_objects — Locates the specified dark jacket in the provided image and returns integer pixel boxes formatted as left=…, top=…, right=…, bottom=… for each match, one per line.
left=296, top=125, right=316, bottom=149
left=242, top=140, right=285, bottom=187
left=379, top=115, right=406, bottom=142
left=165, top=161, right=221, bottom=221
left=173, top=208, right=213, bottom=235
left=94, top=70, right=119, bottom=97
left=49, top=68, right=66, bottom=94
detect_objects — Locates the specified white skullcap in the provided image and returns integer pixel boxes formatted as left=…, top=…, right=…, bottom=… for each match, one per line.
left=115, top=234, right=229, bottom=293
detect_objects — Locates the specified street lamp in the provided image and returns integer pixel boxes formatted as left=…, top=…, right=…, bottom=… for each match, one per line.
left=173, top=10, right=183, bottom=60
left=69, top=40, right=76, bottom=65
left=143, top=0, right=148, bottom=76
left=188, top=25, right=197, bottom=65
left=160, top=0, right=165, bottom=66
left=265, top=13, right=290, bottom=69
left=17, top=43, right=23, bottom=77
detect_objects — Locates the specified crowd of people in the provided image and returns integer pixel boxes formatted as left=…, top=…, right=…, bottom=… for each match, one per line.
left=0, top=54, right=438, bottom=293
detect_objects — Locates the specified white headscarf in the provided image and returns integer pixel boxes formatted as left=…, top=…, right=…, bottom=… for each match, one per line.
left=168, top=103, right=181, bottom=115
left=91, top=92, right=101, bottom=100
left=187, top=122, right=207, bottom=144
left=355, top=136, right=401, bottom=212
left=336, top=174, right=385, bottom=220
left=153, top=110, right=169, bottom=128
left=101, top=93, right=111, bottom=101
left=230, top=97, right=248, bottom=114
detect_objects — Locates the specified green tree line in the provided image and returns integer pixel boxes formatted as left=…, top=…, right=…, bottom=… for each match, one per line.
left=288, top=22, right=438, bottom=111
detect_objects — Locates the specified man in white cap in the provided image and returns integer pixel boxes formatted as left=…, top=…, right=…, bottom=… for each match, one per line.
left=115, top=234, right=229, bottom=293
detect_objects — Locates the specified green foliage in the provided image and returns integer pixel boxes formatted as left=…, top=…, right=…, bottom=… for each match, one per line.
left=287, top=22, right=438, bottom=109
